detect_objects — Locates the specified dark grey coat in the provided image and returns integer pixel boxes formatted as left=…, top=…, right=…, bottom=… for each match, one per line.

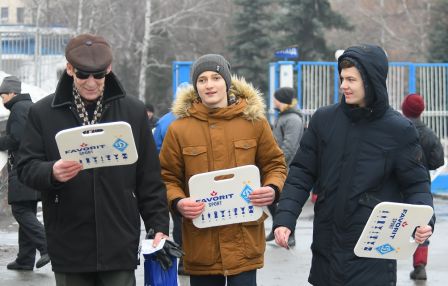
left=410, top=118, right=444, bottom=171
left=0, top=93, right=39, bottom=203
left=274, top=45, right=434, bottom=286
left=273, top=109, right=304, bottom=166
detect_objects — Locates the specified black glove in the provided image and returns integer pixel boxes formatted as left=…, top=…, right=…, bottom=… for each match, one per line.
left=146, top=229, right=185, bottom=271
left=163, top=240, right=184, bottom=258
left=155, top=248, right=173, bottom=271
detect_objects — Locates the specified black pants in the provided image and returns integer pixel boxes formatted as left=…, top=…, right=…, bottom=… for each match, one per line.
left=11, top=201, right=47, bottom=266
left=190, top=270, right=257, bottom=286
left=172, top=212, right=182, bottom=246
left=54, top=271, right=135, bottom=286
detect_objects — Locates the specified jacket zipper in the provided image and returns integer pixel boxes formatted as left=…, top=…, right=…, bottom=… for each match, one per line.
left=94, top=102, right=111, bottom=270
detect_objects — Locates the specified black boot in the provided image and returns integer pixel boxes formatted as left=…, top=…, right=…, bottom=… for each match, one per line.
left=410, top=265, right=427, bottom=280
left=36, top=254, right=51, bottom=268
left=7, top=261, right=33, bottom=271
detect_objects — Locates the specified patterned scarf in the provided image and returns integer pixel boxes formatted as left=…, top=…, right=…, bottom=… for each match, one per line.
left=73, top=85, right=103, bottom=125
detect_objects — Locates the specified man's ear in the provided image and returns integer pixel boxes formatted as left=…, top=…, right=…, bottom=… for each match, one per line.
left=106, top=64, right=112, bottom=74
left=66, top=63, right=74, bottom=77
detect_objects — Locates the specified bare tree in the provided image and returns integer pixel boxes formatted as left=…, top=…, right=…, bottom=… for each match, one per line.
left=136, top=0, right=225, bottom=103
left=23, top=0, right=231, bottom=111
left=138, top=0, right=152, bottom=102
left=326, top=0, right=435, bottom=61
left=76, top=0, right=84, bottom=34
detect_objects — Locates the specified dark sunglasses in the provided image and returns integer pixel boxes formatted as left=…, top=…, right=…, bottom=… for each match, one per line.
left=74, top=69, right=107, bottom=80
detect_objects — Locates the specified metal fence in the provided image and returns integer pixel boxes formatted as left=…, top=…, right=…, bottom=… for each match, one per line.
left=297, top=62, right=339, bottom=124
left=172, top=61, right=448, bottom=152
left=297, top=62, right=448, bottom=153
left=0, top=28, right=74, bottom=93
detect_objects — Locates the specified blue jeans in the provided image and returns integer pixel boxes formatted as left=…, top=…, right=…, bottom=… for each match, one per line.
left=190, top=270, right=257, bottom=286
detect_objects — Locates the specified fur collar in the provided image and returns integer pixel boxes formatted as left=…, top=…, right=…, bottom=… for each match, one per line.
left=171, top=76, right=266, bottom=121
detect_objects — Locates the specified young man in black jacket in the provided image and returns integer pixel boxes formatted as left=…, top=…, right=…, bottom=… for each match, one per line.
left=16, top=34, right=169, bottom=286
left=273, top=45, right=434, bottom=286
left=401, top=93, right=444, bottom=280
left=0, top=76, right=50, bottom=271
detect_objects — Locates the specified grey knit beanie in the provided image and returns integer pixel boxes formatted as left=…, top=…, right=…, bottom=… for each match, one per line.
left=0, top=76, right=21, bottom=94
left=191, top=54, right=231, bottom=92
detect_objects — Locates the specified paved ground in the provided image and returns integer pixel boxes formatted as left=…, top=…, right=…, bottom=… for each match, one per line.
left=0, top=196, right=447, bottom=286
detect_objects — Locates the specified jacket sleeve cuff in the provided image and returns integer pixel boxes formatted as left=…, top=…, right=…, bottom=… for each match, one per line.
left=171, top=198, right=183, bottom=216
left=266, top=184, right=280, bottom=203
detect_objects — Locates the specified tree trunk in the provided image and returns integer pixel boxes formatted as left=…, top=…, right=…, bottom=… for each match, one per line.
left=76, top=0, right=84, bottom=34
left=138, top=0, right=151, bottom=103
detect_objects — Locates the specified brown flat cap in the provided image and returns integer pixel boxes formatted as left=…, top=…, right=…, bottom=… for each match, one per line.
left=65, top=34, right=112, bottom=72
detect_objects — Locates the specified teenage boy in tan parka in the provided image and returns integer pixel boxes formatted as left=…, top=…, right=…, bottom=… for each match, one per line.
left=159, top=54, right=287, bottom=286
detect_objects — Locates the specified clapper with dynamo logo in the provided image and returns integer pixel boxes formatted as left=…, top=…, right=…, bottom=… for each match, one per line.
left=354, top=202, right=433, bottom=260
left=188, top=165, right=263, bottom=228
left=55, top=121, right=138, bottom=169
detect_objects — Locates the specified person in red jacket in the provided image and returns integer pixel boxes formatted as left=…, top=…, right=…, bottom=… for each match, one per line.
left=402, top=93, right=444, bottom=280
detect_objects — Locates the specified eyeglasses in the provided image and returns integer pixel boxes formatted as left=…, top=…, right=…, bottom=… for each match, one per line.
left=74, top=69, right=107, bottom=80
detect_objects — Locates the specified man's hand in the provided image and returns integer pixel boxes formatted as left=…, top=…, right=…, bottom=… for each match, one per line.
left=152, top=232, right=169, bottom=248
left=177, top=198, right=205, bottom=219
left=415, top=225, right=432, bottom=244
left=274, top=226, right=292, bottom=249
left=52, top=159, right=83, bottom=182
left=249, top=186, right=275, bottom=206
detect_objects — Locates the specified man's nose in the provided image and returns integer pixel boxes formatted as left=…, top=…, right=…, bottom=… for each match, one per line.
left=85, top=75, right=97, bottom=85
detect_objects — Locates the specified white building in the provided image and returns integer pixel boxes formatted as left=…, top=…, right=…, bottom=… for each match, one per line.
left=0, top=0, right=32, bottom=25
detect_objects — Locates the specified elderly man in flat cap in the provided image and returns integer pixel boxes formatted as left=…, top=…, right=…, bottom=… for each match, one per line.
left=16, top=34, right=169, bottom=286
left=0, top=76, right=50, bottom=271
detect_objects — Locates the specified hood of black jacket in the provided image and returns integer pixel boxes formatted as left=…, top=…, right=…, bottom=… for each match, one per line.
left=338, top=44, right=389, bottom=121
left=51, top=71, right=126, bottom=108
left=4, top=93, right=32, bottom=110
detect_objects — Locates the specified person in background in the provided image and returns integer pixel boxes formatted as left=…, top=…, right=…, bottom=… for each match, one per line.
left=0, top=76, right=50, bottom=271
left=145, top=103, right=159, bottom=131
left=265, top=87, right=304, bottom=247
left=153, top=111, right=176, bottom=153
left=160, top=54, right=287, bottom=286
left=153, top=83, right=190, bottom=152
left=274, top=45, right=434, bottom=286
left=16, top=34, right=169, bottom=286
left=401, top=93, right=444, bottom=280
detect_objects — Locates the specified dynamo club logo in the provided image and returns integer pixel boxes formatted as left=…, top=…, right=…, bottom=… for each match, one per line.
left=240, top=184, right=254, bottom=203
left=113, top=138, right=128, bottom=152
left=375, top=243, right=395, bottom=255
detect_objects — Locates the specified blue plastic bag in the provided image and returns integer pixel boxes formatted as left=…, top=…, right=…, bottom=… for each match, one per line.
left=144, top=253, right=178, bottom=286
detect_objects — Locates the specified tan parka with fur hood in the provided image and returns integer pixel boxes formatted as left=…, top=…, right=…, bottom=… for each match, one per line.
left=160, top=76, right=287, bottom=276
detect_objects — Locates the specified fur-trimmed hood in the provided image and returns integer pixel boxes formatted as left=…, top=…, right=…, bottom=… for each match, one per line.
left=171, top=76, right=266, bottom=121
